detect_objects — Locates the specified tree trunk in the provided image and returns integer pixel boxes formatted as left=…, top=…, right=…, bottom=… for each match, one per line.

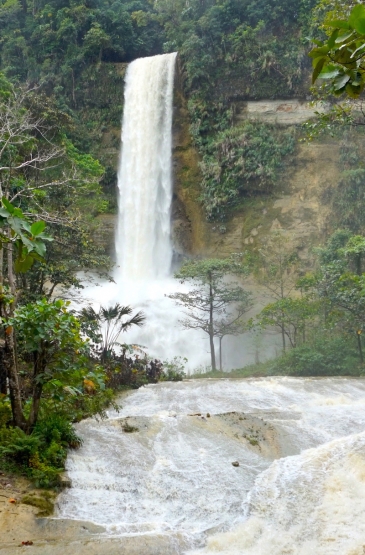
left=208, top=274, right=216, bottom=371
left=219, top=337, right=223, bottom=371
left=0, top=340, right=6, bottom=395
left=4, top=328, right=26, bottom=429
left=209, top=332, right=216, bottom=371
left=3, top=239, right=26, bottom=429
left=26, top=351, right=45, bottom=431
left=357, top=332, right=364, bottom=364
left=281, top=325, right=286, bottom=353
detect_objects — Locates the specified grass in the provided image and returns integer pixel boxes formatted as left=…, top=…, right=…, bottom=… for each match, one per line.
left=190, top=360, right=277, bottom=379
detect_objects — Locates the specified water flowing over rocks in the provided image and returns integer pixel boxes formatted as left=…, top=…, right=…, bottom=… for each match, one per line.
left=50, top=377, right=365, bottom=554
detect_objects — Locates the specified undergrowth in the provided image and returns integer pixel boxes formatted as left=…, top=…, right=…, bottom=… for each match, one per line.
left=192, top=335, right=364, bottom=379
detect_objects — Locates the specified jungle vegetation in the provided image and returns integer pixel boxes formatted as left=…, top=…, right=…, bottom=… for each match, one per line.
left=1, top=0, right=365, bottom=488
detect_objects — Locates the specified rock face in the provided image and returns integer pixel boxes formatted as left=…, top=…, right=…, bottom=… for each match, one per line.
left=235, top=99, right=329, bottom=125
left=95, top=61, right=345, bottom=268
left=171, top=87, right=341, bottom=264
left=94, top=213, right=117, bottom=259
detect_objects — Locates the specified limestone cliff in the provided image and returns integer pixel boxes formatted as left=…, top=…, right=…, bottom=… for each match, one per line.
left=172, top=92, right=342, bottom=264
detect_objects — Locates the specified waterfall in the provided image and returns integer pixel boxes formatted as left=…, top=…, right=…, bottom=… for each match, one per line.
left=105, top=52, right=209, bottom=369
left=116, top=53, right=177, bottom=281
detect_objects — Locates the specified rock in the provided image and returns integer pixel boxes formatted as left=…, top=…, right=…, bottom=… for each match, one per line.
left=250, top=228, right=258, bottom=236
left=231, top=461, right=240, bottom=467
left=58, top=474, right=72, bottom=488
left=206, top=413, right=210, bottom=418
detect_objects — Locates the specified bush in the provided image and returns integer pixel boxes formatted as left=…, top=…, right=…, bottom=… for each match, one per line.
left=34, top=414, right=82, bottom=449
left=160, top=357, right=187, bottom=381
left=0, top=414, right=82, bottom=487
left=269, top=336, right=360, bottom=376
left=0, top=397, right=11, bottom=427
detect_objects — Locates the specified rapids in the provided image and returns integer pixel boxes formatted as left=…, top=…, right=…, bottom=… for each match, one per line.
left=56, top=377, right=365, bottom=553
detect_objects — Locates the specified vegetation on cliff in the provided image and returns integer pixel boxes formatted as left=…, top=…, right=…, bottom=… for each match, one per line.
left=0, top=0, right=319, bottom=219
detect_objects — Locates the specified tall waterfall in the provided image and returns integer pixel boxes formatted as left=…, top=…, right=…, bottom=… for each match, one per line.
left=116, top=53, right=177, bottom=281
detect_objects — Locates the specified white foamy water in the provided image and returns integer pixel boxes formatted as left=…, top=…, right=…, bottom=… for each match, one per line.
left=116, top=53, right=176, bottom=281
left=77, top=53, right=211, bottom=369
left=57, top=377, right=365, bottom=553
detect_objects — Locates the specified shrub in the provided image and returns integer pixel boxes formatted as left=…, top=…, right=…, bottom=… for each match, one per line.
left=269, top=336, right=360, bottom=376
left=160, top=357, right=187, bottom=381
left=0, top=414, right=82, bottom=487
left=34, top=414, right=82, bottom=449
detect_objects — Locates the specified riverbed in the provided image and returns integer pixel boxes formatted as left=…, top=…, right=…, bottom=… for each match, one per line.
left=53, top=377, right=365, bottom=554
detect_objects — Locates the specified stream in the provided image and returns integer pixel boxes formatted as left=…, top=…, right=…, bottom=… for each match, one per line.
left=56, top=377, right=365, bottom=554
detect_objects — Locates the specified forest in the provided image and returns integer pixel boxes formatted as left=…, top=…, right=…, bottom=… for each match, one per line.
left=1, top=0, right=365, bottom=495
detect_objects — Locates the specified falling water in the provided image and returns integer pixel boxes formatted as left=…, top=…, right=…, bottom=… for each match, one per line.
left=116, top=53, right=176, bottom=281
left=89, top=52, right=210, bottom=369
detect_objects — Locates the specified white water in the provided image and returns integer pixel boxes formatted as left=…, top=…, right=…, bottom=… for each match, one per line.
left=59, top=56, right=365, bottom=553
left=116, top=53, right=176, bottom=281
left=79, top=53, right=210, bottom=369
left=57, top=377, right=365, bottom=553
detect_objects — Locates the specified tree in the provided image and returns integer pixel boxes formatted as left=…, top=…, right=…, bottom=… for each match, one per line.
left=257, top=296, right=318, bottom=350
left=255, top=232, right=300, bottom=352
left=0, top=75, right=110, bottom=301
left=0, top=198, right=53, bottom=417
left=169, top=258, right=252, bottom=371
left=310, top=4, right=365, bottom=98
left=79, top=303, right=145, bottom=361
left=7, top=298, right=89, bottom=432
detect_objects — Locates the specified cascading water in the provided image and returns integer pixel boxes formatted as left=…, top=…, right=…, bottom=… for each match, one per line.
left=83, top=52, right=209, bottom=369
left=57, top=56, right=365, bottom=554
left=116, top=53, right=175, bottom=281
left=57, top=377, right=365, bottom=554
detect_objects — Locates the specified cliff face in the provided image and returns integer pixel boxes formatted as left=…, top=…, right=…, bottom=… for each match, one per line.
left=95, top=61, right=354, bottom=266
left=172, top=90, right=342, bottom=265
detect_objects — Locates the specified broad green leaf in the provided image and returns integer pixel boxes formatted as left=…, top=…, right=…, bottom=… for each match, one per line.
left=334, top=73, right=351, bottom=90
left=2, top=197, right=14, bottom=214
left=30, top=220, right=46, bottom=236
left=309, top=45, right=330, bottom=58
left=335, top=30, right=355, bottom=44
left=351, top=42, right=365, bottom=58
left=14, top=254, right=34, bottom=273
left=346, top=82, right=363, bottom=97
left=37, top=233, right=53, bottom=242
left=327, top=19, right=350, bottom=30
left=33, top=240, right=46, bottom=258
left=349, top=5, right=365, bottom=33
left=319, top=66, right=341, bottom=79
left=21, top=220, right=31, bottom=233
left=312, top=57, right=326, bottom=83
left=328, top=29, right=339, bottom=49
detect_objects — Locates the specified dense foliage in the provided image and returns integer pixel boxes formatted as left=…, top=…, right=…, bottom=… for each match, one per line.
left=310, top=4, right=365, bottom=98
left=0, top=0, right=317, bottom=219
left=254, top=230, right=365, bottom=374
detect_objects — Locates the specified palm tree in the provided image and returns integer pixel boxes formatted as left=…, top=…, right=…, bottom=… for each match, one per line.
left=80, top=303, right=145, bottom=360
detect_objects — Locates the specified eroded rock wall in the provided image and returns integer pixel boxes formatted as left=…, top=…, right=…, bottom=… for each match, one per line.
left=172, top=91, right=342, bottom=264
